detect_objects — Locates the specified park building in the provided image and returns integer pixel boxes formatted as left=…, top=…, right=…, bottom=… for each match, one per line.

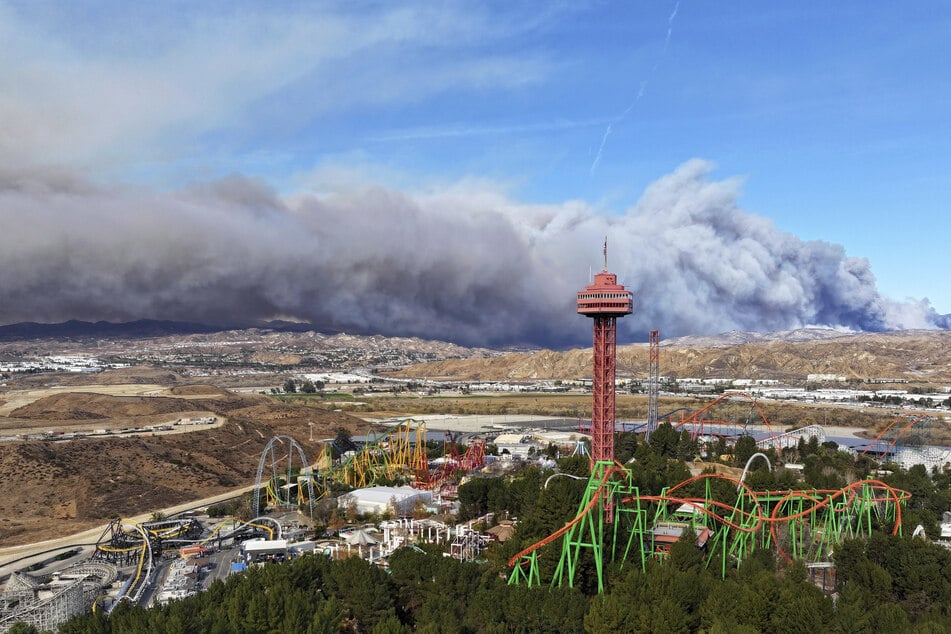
left=336, top=486, right=433, bottom=516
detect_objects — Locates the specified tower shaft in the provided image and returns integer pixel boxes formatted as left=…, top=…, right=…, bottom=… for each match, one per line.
left=591, top=316, right=618, bottom=463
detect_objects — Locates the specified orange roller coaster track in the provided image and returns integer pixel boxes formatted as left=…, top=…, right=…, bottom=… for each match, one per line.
left=858, top=412, right=933, bottom=461
left=670, top=392, right=781, bottom=450
left=508, top=461, right=910, bottom=593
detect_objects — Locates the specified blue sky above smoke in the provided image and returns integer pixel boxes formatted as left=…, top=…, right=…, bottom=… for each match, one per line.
left=0, top=1, right=948, bottom=344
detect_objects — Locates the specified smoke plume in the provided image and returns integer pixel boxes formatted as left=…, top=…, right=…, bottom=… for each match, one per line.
left=0, top=160, right=944, bottom=347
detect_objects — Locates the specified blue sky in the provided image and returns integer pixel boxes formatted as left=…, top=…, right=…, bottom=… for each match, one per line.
left=1, top=1, right=948, bottom=340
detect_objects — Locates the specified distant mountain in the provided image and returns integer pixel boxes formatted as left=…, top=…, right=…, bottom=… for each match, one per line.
left=0, top=319, right=218, bottom=341
left=0, top=320, right=493, bottom=368
left=3, top=321, right=950, bottom=385
left=387, top=329, right=951, bottom=384
left=662, top=327, right=858, bottom=348
left=0, top=319, right=321, bottom=341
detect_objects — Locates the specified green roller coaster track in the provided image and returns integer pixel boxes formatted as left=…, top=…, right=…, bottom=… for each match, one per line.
left=508, top=460, right=911, bottom=593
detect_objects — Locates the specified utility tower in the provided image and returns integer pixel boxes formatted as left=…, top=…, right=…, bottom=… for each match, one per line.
left=576, top=240, right=633, bottom=467
left=647, top=329, right=659, bottom=439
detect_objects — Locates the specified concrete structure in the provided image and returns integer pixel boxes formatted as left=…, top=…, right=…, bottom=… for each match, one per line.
left=493, top=432, right=540, bottom=457
left=576, top=242, right=633, bottom=466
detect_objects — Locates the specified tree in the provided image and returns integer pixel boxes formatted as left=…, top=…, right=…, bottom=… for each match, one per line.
left=558, top=454, right=590, bottom=477
left=650, top=597, right=691, bottom=634
left=333, top=427, right=357, bottom=455
left=733, top=435, right=758, bottom=466
left=615, top=431, right=638, bottom=463
left=584, top=594, right=635, bottom=632
left=649, top=423, right=680, bottom=458
left=326, top=557, right=397, bottom=629
left=283, top=378, right=297, bottom=393
left=667, top=531, right=702, bottom=573
left=676, top=431, right=699, bottom=461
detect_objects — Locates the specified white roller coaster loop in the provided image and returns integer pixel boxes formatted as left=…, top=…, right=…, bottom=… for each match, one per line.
left=738, top=452, right=772, bottom=490
left=253, top=435, right=314, bottom=518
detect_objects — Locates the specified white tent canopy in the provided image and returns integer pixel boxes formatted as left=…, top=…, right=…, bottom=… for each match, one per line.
left=342, top=529, right=380, bottom=546
left=337, top=486, right=433, bottom=515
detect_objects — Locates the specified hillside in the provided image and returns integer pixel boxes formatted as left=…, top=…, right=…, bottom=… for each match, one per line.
left=0, top=387, right=372, bottom=547
left=0, top=322, right=495, bottom=373
left=10, top=392, right=200, bottom=420
left=386, top=330, right=951, bottom=384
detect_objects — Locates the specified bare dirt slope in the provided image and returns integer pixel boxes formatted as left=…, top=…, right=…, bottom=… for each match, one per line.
left=11, top=392, right=199, bottom=420
left=388, top=330, right=951, bottom=383
left=0, top=387, right=372, bottom=547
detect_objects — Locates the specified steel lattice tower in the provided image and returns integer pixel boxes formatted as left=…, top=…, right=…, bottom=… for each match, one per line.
left=576, top=241, right=633, bottom=467
left=647, top=329, right=659, bottom=439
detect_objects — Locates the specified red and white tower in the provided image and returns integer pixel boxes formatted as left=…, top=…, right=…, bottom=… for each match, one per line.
left=577, top=241, right=633, bottom=467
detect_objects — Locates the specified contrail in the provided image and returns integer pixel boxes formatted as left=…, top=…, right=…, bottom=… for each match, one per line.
left=590, top=124, right=613, bottom=175
left=663, top=1, right=681, bottom=53
left=589, top=1, right=682, bottom=176
left=590, top=79, right=647, bottom=175
left=624, top=81, right=648, bottom=118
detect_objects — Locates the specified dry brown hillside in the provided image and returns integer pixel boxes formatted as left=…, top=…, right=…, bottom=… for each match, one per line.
left=11, top=393, right=199, bottom=420
left=388, top=330, right=951, bottom=384
left=0, top=388, right=373, bottom=547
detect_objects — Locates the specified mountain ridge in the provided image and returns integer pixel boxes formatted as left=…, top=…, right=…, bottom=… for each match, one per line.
left=386, top=329, right=951, bottom=384
left=1, top=321, right=949, bottom=384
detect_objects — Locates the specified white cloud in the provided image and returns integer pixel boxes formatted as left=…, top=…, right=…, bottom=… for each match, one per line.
left=0, top=3, right=554, bottom=170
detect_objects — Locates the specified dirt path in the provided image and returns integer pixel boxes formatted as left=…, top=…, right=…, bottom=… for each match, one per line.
left=0, top=412, right=228, bottom=439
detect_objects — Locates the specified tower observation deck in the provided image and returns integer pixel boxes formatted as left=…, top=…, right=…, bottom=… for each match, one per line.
left=577, top=243, right=633, bottom=467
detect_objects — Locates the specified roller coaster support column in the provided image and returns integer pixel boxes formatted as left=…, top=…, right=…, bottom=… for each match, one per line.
left=551, top=461, right=641, bottom=592
left=647, top=329, right=659, bottom=439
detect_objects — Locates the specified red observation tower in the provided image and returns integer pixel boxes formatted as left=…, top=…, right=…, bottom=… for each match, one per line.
left=577, top=242, right=633, bottom=466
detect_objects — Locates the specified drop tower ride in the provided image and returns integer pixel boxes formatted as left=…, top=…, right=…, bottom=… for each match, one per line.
left=576, top=241, right=633, bottom=467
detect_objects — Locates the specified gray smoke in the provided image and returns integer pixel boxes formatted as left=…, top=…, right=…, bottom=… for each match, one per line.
left=0, top=159, right=943, bottom=347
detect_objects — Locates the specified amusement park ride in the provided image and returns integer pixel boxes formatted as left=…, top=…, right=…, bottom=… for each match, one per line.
left=575, top=240, right=633, bottom=467
left=89, top=421, right=488, bottom=609
left=506, top=243, right=915, bottom=592
left=91, top=515, right=281, bottom=609
left=506, top=466, right=910, bottom=593
left=249, top=421, right=489, bottom=514
left=86, top=242, right=934, bottom=606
